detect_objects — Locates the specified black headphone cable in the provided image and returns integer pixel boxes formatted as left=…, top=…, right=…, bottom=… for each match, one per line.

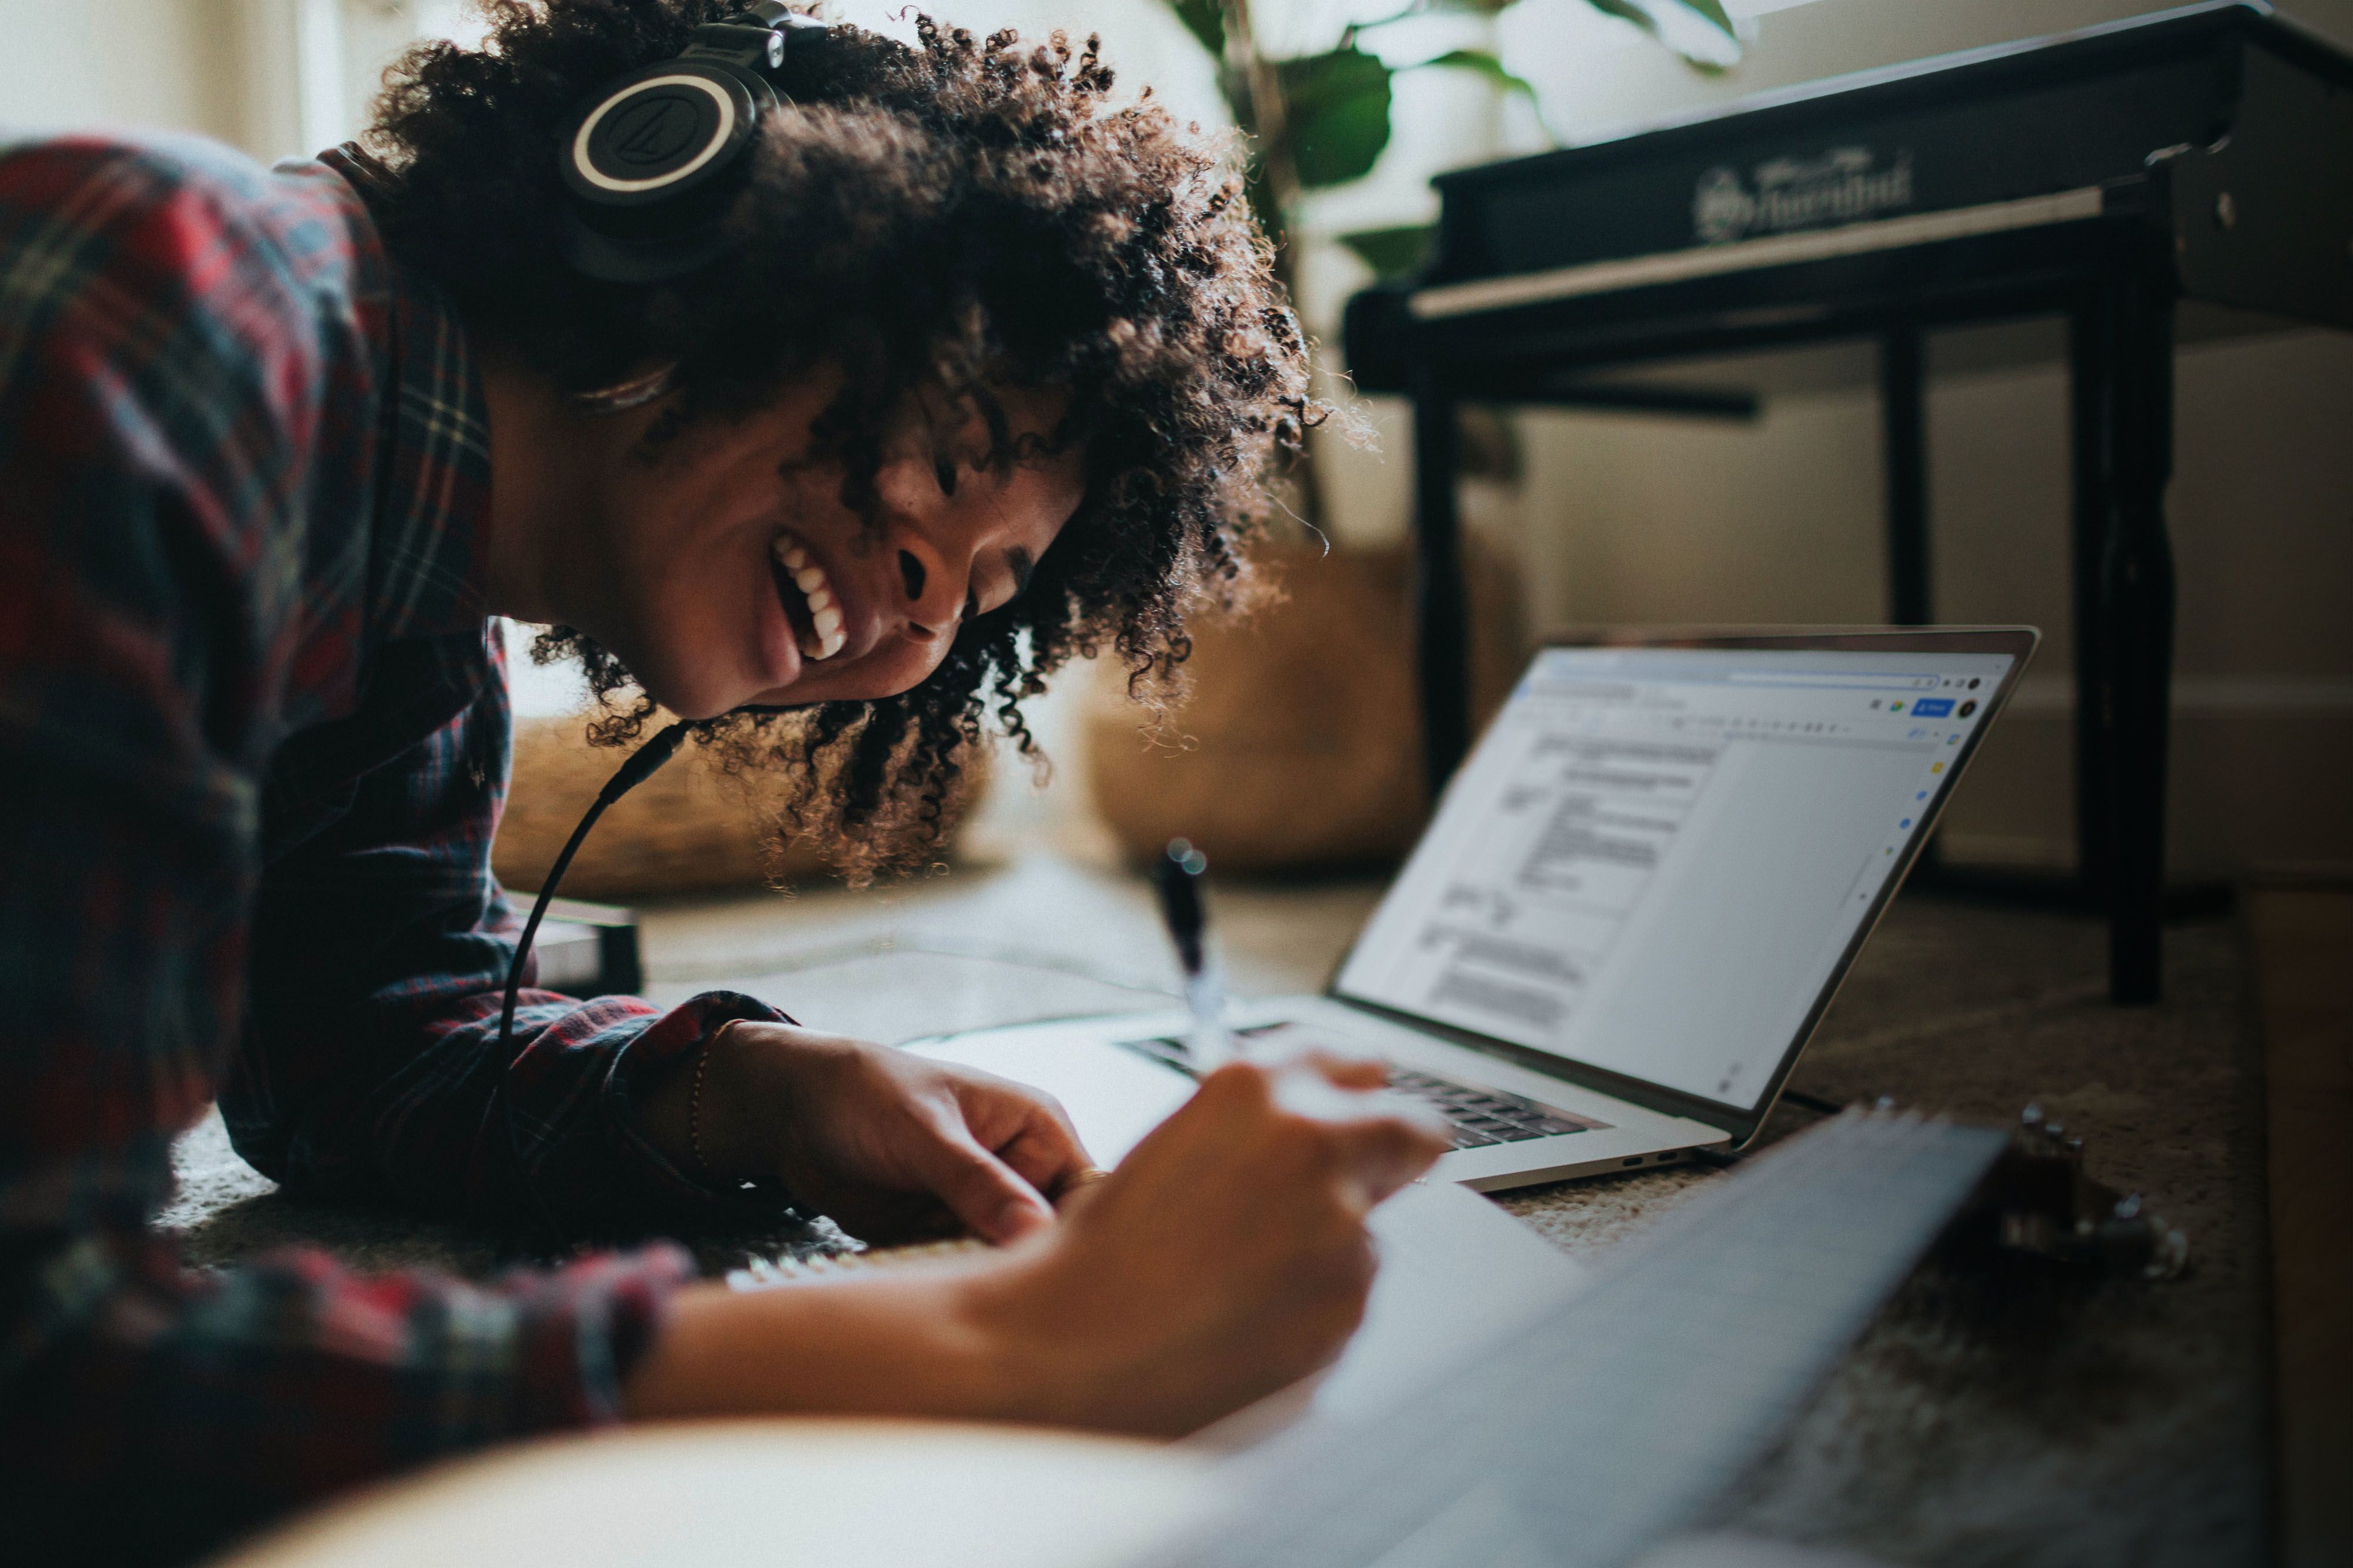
left=498, top=719, right=693, bottom=1254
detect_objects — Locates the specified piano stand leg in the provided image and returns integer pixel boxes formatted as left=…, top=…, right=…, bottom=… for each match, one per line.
left=2072, top=273, right=2178, bottom=1005
left=1880, top=325, right=1933, bottom=628
left=1412, top=379, right=1472, bottom=795
left=1881, top=326, right=1938, bottom=873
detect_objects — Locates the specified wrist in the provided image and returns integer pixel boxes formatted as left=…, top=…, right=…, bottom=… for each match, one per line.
left=690, top=1019, right=771, bottom=1183
left=624, top=1260, right=1051, bottom=1426
left=633, top=1017, right=775, bottom=1188
left=951, top=1243, right=1103, bottom=1428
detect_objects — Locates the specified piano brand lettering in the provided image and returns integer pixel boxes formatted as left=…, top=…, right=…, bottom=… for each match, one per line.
left=1692, top=148, right=1915, bottom=245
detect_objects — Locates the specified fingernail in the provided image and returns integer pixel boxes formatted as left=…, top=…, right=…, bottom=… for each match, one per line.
left=995, top=1197, right=1049, bottom=1240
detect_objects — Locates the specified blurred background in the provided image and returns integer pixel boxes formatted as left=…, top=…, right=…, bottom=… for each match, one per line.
left=6, top=0, right=2348, bottom=890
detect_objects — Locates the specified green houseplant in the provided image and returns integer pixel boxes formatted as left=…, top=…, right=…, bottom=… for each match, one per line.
left=1164, top=0, right=1737, bottom=267
left=1159, top=0, right=1738, bottom=518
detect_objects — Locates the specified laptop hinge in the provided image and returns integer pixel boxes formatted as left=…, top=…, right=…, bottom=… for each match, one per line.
left=1325, top=993, right=1757, bottom=1144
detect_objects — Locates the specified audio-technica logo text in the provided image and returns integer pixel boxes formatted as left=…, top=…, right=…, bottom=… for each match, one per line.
left=1692, top=148, right=1914, bottom=245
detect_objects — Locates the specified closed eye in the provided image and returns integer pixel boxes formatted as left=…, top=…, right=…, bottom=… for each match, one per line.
left=966, top=548, right=1037, bottom=623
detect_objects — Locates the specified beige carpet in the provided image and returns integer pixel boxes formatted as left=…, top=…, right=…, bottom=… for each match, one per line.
left=167, top=857, right=2268, bottom=1566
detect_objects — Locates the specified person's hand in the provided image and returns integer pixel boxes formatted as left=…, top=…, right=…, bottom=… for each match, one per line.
left=623, top=1048, right=1451, bottom=1437
left=640, top=1021, right=1094, bottom=1243
left=963, top=1050, right=1453, bottom=1434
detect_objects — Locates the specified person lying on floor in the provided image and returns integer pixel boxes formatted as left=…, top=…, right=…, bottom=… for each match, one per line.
left=0, top=4, right=1448, bottom=1560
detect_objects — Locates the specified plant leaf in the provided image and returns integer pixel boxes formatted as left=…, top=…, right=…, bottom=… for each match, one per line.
left=1338, top=223, right=1438, bottom=279
left=1418, top=47, right=1535, bottom=94
left=1405, top=0, right=1521, bottom=15
left=1164, top=0, right=1225, bottom=61
left=1413, top=48, right=1554, bottom=137
left=1671, top=0, right=1738, bottom=38
left=1583, top=0, right=1739, bottom=67
left=1417, top=47, right=1539, bottom=99
left=1277, top=46, right=1395, bottom=191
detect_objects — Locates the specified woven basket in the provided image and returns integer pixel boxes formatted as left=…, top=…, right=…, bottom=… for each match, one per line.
left=1081, top=540, right=1527, bottom=872
left=493, top=714, right=986, bottom=899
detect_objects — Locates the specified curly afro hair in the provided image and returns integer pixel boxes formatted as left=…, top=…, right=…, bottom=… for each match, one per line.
left=361, top=1, right=1310, bottom=874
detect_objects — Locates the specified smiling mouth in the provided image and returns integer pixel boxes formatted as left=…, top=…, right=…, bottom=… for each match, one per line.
left=771, top=533, right=846, bottom=662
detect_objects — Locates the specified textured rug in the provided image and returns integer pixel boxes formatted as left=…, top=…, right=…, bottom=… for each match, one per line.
left=166, top=862, right=2267, bottom=1567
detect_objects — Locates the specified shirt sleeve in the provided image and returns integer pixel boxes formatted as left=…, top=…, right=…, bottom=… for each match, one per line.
left=0, top=135, right=696, bottom=1564
left=222, top=650, right=794, bottom=1236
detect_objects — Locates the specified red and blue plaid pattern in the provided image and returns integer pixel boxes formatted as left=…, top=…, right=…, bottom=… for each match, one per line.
left=0, top=134, right=786, bottom=1562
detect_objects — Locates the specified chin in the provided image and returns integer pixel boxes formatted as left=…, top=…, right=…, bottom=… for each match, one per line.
left=618, top=650, right=751, bottom=723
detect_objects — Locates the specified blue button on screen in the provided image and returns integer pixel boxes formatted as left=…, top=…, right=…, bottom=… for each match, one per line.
left=1912, top=698, right=1954, bottom=718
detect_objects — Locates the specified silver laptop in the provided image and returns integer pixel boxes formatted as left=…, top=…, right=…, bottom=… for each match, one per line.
left=914, top=626, right=2037, bottom=1189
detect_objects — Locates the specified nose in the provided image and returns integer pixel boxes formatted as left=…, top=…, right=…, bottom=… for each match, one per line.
left=889, top=527, right=967, bottom=641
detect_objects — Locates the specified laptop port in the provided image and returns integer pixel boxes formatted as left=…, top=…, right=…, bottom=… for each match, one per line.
left=1621, top=1157, right=1644, bottom=1167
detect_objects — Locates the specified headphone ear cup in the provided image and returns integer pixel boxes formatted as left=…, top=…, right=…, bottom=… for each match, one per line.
left=559, top=58, right=776, bottom=282
left=563, top=59, right=766, bottom=208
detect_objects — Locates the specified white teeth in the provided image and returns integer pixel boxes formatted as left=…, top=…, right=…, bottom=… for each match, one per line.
left=772, top=532, right=848, bottom=662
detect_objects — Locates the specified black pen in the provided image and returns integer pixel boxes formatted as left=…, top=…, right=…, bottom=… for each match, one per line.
left=1153, top=838, right=1235, bottom=1072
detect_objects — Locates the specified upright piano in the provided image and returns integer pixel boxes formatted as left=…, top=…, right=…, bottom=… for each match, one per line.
left=1344, top=0, right=2353, bottom=1002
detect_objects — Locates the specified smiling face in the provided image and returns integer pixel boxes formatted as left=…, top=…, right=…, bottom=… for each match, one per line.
left=572, top=380, right=1085, bottom=720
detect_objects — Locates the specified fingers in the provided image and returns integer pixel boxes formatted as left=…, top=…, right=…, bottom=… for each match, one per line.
left=1239, top=1035, right=1391, bottom=1092
left=913, top=1126, right=1056, bottom=1245
left=1320, top=1108, right=1452, bottom=1210
left=1312, top=1055, right=1392, bottom=1092
left=931, top=1063, right=1096, bottom=1197
left=1051, top=1165, right=1114, bottom=1215
left=1195, top=1060, right=1452, bottom=1212
left=988, top=1099, right=1098, bottom=1202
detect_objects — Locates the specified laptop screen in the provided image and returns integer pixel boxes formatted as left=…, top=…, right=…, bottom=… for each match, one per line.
left=1334, top=643, right=2021, bottom=1114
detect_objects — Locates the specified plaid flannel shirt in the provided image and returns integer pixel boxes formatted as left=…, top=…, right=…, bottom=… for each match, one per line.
left=0, top=133, right=791, bottom=1562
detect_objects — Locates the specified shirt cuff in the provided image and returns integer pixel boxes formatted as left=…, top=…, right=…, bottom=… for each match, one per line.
left=602, top=991, right=793, bottom=1210
left=499, top=1242, right=696, bottom=1431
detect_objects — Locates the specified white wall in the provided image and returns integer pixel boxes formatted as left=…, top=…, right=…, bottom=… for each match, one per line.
left=0, top=2, right=248, bottom=148
left=0, top=0, right=459, bottom=164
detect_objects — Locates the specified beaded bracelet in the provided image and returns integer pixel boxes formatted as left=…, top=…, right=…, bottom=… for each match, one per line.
left=688, top=1023, right=728, bottom=1185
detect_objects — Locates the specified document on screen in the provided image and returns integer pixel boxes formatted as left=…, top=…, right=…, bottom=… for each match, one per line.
left=1337, top=648, right=2014, bottom=1112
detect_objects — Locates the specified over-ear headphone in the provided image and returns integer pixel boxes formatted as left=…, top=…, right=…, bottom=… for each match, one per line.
left=558, top=2, right=827, bottom=283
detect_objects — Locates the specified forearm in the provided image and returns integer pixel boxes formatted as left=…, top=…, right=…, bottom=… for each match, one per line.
left=621, top=1268, right=1043, bottom=1426
left=235, top=980, right=786, bottom=1228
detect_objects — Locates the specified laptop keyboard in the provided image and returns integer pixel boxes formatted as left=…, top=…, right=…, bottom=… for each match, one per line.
left=1116, top=1036, right=1592, bottom=1149
left=1384, top=1068, right=1595, bottom=1147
